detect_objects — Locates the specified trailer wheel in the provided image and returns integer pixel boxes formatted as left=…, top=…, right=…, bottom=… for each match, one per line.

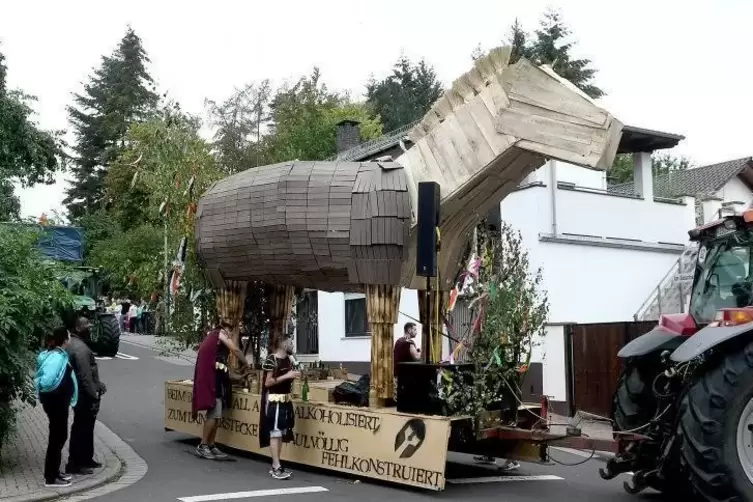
left=678, top=341, right=753, bottom=501
left=612, top=354, right=662, bottom=432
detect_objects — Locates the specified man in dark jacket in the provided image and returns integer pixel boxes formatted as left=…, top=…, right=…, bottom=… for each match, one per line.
left=66, top=317, right=107, bottom=474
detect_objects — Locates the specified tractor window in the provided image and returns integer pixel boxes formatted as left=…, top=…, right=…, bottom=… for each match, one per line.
left=690, top=239, right=753, bottom=324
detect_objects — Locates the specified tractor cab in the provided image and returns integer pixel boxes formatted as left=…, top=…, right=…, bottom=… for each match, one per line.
left=686, top=209, right=753, bottom=328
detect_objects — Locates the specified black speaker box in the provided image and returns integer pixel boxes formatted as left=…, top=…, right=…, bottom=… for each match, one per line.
left=396, top=362, right=474, bottom=415
left=416, top=181, right=440, bottom=277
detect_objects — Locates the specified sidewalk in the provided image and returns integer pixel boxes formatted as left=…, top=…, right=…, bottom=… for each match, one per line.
left=0, top=403, right=125, bottom=502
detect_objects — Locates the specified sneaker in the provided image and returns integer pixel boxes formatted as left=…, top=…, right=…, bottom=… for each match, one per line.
left=58, top=472, right=73, bottom=482
left=209, top=446, right=228, bottom=460
left=499, top=460, right=521, bottom=472
left=82, top=460, right=102, bottom=469
left=45, top=478, right=72, bottom=488
left=195, top=444, right=215, bottom=460
left=270, top=467, right=291, bottom=480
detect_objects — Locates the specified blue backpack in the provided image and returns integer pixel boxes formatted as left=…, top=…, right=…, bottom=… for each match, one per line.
left=35, top=348, right=78, bottom=407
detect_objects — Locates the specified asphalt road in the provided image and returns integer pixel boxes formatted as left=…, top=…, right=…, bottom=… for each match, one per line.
left=90, top=340, right=661, bottom=502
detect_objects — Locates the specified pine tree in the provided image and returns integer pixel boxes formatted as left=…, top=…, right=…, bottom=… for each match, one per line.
left=366, top=56, right=443, bottom=131
left=480, top=10, right=604, bottom=99
left=64, top=27, right=159, bottom=219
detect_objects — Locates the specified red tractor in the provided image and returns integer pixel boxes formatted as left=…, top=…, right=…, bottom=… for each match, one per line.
left=605, top=209, right=753, bottom=500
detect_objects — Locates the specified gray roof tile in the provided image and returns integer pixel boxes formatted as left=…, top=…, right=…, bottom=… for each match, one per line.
left=609, top=157, right=753, bottom=198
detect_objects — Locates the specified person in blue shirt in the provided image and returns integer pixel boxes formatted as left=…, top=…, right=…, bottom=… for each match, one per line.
left=35, top=326, right=79, bottom=487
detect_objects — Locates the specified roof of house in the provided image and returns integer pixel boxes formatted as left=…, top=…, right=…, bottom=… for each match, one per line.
left=333, top=121, right=683, bottom=162
left=609, top=157, right=753, bottom=198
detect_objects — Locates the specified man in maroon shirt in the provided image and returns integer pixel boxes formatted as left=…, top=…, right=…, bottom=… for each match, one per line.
left=393, top=322, right=421, bottom=401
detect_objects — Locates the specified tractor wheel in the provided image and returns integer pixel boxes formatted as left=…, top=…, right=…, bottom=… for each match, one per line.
left=678, top=341, right=753, bottom=501
left=95, top=314, right=121, bottom=358
left=612, top=354, right=662, bottom=432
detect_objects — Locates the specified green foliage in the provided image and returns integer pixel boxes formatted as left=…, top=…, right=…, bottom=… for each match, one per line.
left=0, top=225, right=73, bottom=446
left=366, top=56, right=442, bottom=131
left=0, top=181, right=20, bottom=221
left=608, top=152, right=693, bottom=186
left=206, top=80, right=273, bottom=173
left=88, top=224, right=163, bottom=298
left=106, top=109, right=222, bottom=344
left=265, top=69, right=382, bottom=162
left=0, top=48, right=66, bottom=222
left=479, top=10, right=603, bottom=99
left=439, top=222, right=549, bottom=420
left=65, top=27, right=159, bottom=219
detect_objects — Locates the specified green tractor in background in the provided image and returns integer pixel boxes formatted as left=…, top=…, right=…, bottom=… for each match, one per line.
left=59, top=267, right=121, bottom=357
left=35, top=224, right=121, bottom=357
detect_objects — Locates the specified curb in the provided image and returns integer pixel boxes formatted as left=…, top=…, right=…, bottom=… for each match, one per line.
left=3, top=421, right=148, bottom=502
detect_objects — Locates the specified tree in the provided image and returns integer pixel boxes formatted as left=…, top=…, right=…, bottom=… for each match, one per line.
left=0, top=48, right=66, bottom=221
left=439, top=222, right=548, bottom=420
left=0, top=225, right=73, bottom=447
left=366, top=56, right=443, bottom=131
left=206, top=80, right=273, bottom=173
left=476, top=10, right=604, bottom=98
left=64, top=27, right=159, bottom=219
left=0, top=181, right=20, bottom=221
left=106, top=109, right=223, bottom=344
left=88, top=224, right=163, bottom=298
left=265, top=69, right=382, bottom=162
left=608, top=152, right=693, bottom=186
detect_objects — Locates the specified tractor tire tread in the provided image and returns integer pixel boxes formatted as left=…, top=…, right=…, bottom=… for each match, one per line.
left=678, top=341, right=753, bottom=502
left=612, top=356, right=661, bottom=432
left=96, top=314, right=121, bottom=358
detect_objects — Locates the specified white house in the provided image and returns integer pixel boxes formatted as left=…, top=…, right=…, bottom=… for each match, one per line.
left=291, top=120, right=753, bottom=413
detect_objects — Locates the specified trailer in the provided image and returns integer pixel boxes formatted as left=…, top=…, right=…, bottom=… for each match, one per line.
left=164, top=45, right=625, bottom=490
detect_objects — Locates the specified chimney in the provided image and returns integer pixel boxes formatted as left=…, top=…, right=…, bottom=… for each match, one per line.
left=336, top=119, right=361, bottom=153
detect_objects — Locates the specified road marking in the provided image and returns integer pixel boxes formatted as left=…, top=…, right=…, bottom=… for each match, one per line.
left=95, top=356, right=112, bottom=360
left=447, top=475, right=564, bottom=485
left=115, top=352, right=139, bottom=360
left=177, top=486, right=329, bottom=502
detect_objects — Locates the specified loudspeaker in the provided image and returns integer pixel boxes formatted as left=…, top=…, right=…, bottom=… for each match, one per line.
left=416, top=181, right=440, bottom=277
left=485, top=202, right=501, bottom=231
left=396, top=362, right=474, bottom=415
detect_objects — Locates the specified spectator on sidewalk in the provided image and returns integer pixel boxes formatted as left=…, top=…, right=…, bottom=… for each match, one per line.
left=35, top=327, right=79, bottom=488
left=119, top=298, right=131, bottom=333
left=66, top=317, right=107, bottom=475
left=128, top=303, right=139, bottom=333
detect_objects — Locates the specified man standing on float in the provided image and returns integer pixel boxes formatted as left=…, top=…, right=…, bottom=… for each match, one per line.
left=260, top=333, right=300, bottom=479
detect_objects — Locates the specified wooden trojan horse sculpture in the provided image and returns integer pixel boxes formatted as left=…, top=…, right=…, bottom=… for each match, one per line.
left=195, top=46, right=623, bottom=407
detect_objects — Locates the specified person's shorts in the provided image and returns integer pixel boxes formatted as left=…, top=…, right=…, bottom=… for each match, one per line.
left=266, top=401, right=294, bottom=438
left=207, top=398, right=223, bottom=420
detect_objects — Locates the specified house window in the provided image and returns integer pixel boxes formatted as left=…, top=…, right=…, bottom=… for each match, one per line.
left=344, top=292, right=370, bottom=337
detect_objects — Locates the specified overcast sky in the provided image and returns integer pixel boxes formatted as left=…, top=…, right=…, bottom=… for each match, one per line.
left=3, top=0, right=751, bottom=219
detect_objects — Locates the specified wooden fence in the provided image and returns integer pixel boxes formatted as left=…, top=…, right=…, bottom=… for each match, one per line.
left=565, top=321, right=656, bottom=417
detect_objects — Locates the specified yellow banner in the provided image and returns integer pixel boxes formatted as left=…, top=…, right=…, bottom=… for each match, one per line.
left=164, top=381, right=451, bottom=490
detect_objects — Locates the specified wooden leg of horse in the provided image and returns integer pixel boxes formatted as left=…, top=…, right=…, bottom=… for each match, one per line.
left=266, top=284, right=296, bottom=343
left=418, top=289, right=448, bottom=363
left=366, top=284, right=401, bottom=408
left=216, top=280, right=248, bottom=370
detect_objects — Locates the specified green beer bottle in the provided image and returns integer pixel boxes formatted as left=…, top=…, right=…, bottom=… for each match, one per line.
left=302, top=375, right=310, bottom=402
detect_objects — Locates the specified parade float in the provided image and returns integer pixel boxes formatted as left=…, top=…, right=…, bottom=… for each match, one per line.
left=165, top=46, right=624, bottom=490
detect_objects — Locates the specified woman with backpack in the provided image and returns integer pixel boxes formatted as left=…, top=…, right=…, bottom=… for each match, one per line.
left=35, top=326, right=79, bottom=488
